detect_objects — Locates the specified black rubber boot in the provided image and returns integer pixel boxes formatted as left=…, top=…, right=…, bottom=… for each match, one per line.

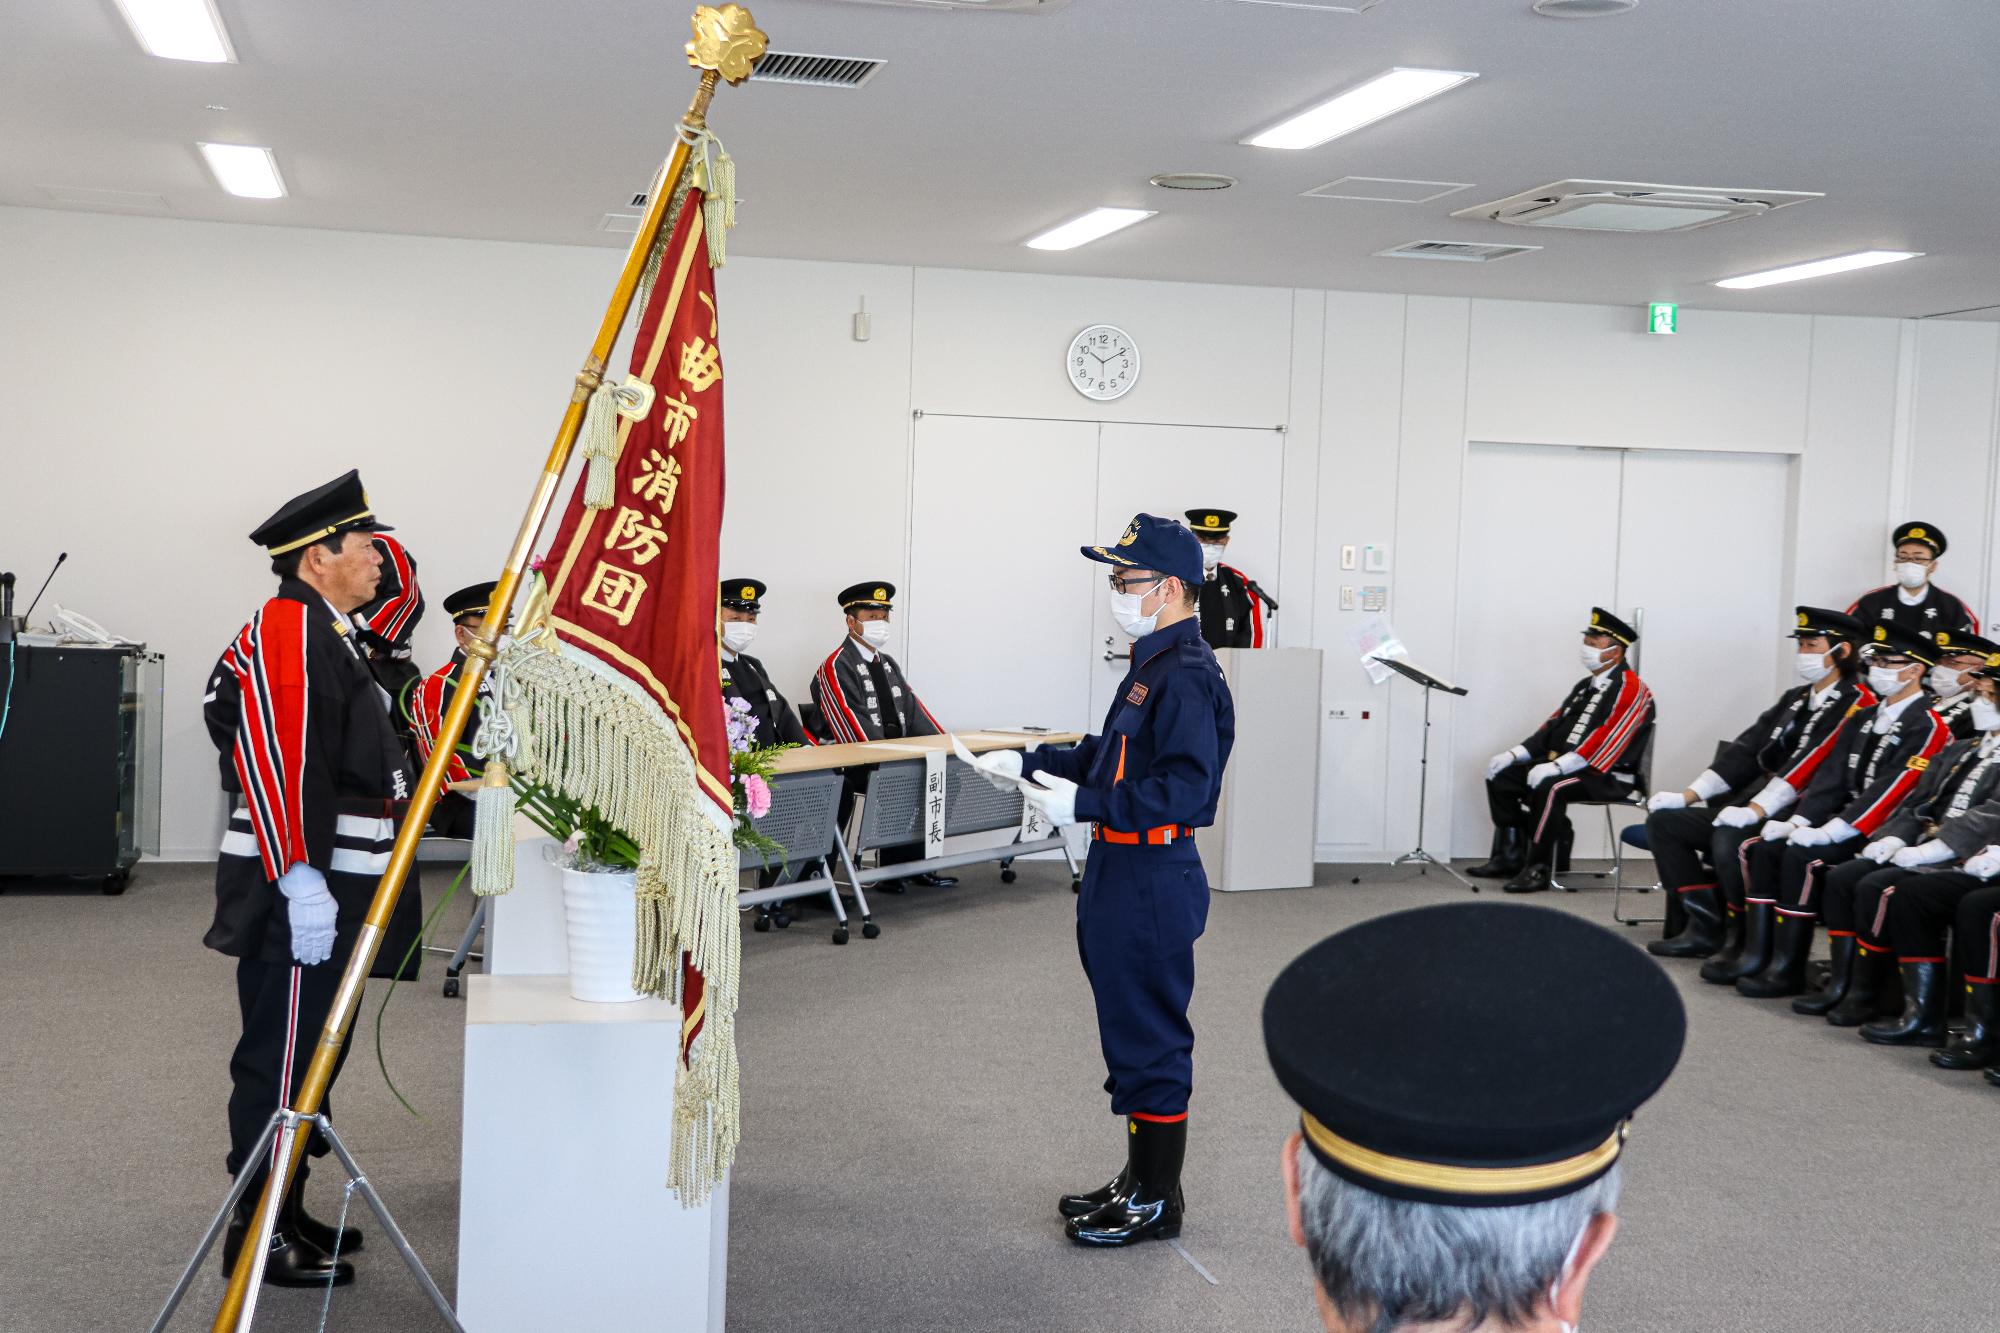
left=1502, top=862, right=1556, bottom=895
left=1467, top=827, right=1527, bottom=880
left=1793, top=934, right=1858, bottom=1015
left=1059, top=1126, right=1134, bottom=1221
left=1649, top=887, right=1725, bottom=958
left=1703, top=901, right=1773, bottom=985
left=1066, top=1118, right=1185, bottom=1247
left=1863, top=962, right=1949, bottom=1046
left=1826, top=946, right=1893, bottom=1027
left=1737, top=913, right=1814, bottom=998
left=1933, top=983, right=2000, bottom=1070
left=1553, top=823, right=1575, bottom=874
left=1696, top=903, right=1746, bottom=975
left=289, top=1165, right=362, bottom=1257
left=221, top=1188, right=356, bottom=1288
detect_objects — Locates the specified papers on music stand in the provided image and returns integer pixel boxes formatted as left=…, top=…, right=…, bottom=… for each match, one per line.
left=1350, top=615, right=1408, bottom=685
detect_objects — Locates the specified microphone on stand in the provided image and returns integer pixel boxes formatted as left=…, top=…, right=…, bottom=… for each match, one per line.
left=22, top=551, right=67, bottom=624
left=0, top=571, right=15, bottom=647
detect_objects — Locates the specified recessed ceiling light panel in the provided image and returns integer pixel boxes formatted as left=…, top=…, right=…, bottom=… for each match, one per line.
left=112, top=0, right=236, bottom=62
left=1232, top=0, right=1387, bottom=12
left=199, top=143, right=286, bottom=199
left=1244, top=68, right=1479, bottom=151
left=1024, top=207, right=1156, bottom=251
left=1304, top=176, right=1472, bottom=204
left=1376, top=239, right=1541, bottom=263
left=1715, top=250, right=1921, bottom=290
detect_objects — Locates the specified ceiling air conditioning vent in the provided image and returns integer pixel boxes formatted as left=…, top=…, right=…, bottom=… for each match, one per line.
left=1453, top=180, right=1821, bottom=233
left=828, top=0, right=1069, bottom=12
left=1232, top=0, right=1387, bottom=12
left=1376, top=240, right=1541, bottom=263
left=750, top=51, right=886, bottom=88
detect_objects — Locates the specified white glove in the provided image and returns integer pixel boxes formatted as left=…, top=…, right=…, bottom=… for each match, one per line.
left=1861, top=836, right=1906, bottom=864
left=1964, top=847, right=2000, bottom=881
left=1790, top=824, right=1834, bottom=848
left=277, top=863, right=337, bottom=966
left=1716, top=805, right=1760, bottom=829
left=1647, top=791, right=1686, bottom=812
left=1892, top=839, right=1956, bottom=868
left=1527, top=762, right=1561, bottom=789
left=1555, top=752, right=1588, bottom=776
left=1486, top=749, right=1522, bottom=781
left=1688, top=769, right=1732, bottom=803
left=1023, top=771, right=1079, bottom=827
left=1761, top=818, right=1798, bottom=842
left=1820, top=817, right=1861, bottom=844
left=972, top=748, right=1024, bottom=792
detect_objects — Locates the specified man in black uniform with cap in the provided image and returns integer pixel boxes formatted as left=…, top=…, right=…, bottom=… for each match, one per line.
left=353, top=534, right=425, bottom=746
left=1264, top=903, right=1685, bottom=1333
left=1924, top=629, right=1999, bottom=738
left=203, top=469, right=417, bottom=1287
left=719, top=578, right=808, bottom=749
left=406, top=581, right=499, bottom=839
left=1184, top=508, right=1276, bottom=650
left=1472, top=608, right=1654, bottom=894
left=810, top=582, right=954, bottom=887
left=1848, top=521, right=1979, bottom=644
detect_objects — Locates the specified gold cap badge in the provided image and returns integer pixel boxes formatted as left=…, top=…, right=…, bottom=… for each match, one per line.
left=1117, top=521, right=1139, bottom=547
left=1875, top=627, right=1889, bottom=641
left=1938, top=631, right=1953, bottom=647
left=740, top=585, right=755, bottom=600
left=874, top=587, right=887, bottom=601
left=1797, top=612, right=1809, bottom=628
left=1911, top=527, right=1928, bottom=540
left=1204, top=515, right=1219, bottom=527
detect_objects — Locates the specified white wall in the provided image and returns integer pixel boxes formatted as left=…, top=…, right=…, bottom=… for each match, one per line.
left=4, top=204, right=1996, bottom=861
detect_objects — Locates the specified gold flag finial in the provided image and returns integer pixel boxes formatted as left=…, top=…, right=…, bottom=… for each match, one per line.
left=688, top=5, right=767, bottom=85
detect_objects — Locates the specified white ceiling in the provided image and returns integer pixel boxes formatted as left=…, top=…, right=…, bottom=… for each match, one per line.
left=7, top=0, right=2000, bottom=318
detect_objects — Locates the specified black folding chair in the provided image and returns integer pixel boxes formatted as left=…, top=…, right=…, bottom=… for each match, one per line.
left=1548, top=730, right=1657, bottom=919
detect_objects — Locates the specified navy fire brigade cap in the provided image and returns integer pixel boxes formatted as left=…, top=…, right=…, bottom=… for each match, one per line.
left=442, top=581, right=498, bottom=624
left=1263, top=903, right=1686, bottom=1208
left=721, top=579, right=767, bottom=613
left=1864, top=620, right=1943, bottom=668
left=1584, top=607, right=1638, bottom=646
left=250, top=469, right=393, bottom=555
left=1184, top=508, right=1238, bottom=538
left=1082, top=513, right=1205, bottom=590
left=1932, top=629, right=2000, bottom=662
left=838, top=582, right=895, bottom=612
left=1893, top=521, right=1946, bottom=557
left=1793, top=607, right=1865, bottom=642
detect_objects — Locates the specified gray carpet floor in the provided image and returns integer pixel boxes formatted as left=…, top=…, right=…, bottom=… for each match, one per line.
left=2, top=860, right=1995, bottom=1332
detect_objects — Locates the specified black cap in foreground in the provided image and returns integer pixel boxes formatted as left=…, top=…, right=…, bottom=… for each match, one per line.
left=250, top=469, right=392, bottom=555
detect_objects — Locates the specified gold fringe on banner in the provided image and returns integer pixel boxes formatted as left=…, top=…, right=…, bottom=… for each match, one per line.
left=494, top=636, right=741, bottom=1201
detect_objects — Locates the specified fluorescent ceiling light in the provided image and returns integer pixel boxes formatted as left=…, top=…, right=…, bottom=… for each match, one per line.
left=112, top=0, right=236, bottom=63
left=1024, top=207, right=1156, bottom=251
left=1714, top=249, right=1920, bottom=290
left=200, top=143, right=285, bottom=199
left=1244, top=67, right=1477, bottom=150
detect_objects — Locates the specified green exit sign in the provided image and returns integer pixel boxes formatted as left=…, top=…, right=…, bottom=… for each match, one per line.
left=1647, top=302, right=1678, bottom=335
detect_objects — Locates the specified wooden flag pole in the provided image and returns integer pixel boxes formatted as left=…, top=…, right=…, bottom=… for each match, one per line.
left=207, top=8, right=767, bottom=1328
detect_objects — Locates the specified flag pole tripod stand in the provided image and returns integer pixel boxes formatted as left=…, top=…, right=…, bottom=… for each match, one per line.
left=150, top=1110, right=462, bottom=1332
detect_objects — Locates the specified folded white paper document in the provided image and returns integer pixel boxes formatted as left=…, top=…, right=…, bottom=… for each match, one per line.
left=949, top=733, right=1037, bottom=791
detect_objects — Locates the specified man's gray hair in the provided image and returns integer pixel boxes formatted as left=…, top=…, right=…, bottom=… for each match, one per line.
left=1294, top=1140, right=1620, bottom=1333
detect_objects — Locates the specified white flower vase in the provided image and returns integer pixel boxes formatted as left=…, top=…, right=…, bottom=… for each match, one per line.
left=559, top=866, right=645, bottom=1004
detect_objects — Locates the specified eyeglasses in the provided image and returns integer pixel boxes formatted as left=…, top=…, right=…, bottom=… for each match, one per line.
left=1107, top=573, right=1167, bottom=594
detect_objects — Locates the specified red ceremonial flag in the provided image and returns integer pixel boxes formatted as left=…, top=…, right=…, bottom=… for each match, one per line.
left=492, top=182, right=741, bottom=1198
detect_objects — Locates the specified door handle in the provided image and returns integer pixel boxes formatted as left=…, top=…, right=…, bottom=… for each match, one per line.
left=1103, top=635, right=1131, bottom=664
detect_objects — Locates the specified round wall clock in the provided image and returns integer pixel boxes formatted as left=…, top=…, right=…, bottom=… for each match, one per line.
left=1067, top=324, right=1140, bottom=401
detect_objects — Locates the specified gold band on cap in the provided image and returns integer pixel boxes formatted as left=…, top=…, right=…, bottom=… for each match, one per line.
left=268, top=509, right=375, bottom=555
left=1301, top=1113, right=1628, bottom=1197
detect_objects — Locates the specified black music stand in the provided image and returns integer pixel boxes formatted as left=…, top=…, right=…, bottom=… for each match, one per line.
left=1376, top=656, right=1473, bottom=890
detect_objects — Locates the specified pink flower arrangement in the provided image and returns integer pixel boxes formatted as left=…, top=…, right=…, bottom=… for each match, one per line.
left=743, top=773, right=772, bottom=819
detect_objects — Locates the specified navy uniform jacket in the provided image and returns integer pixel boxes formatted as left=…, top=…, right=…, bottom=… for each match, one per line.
left=811, top=637, right=941, bottom=742
left=1878, top=733, right=2000, bottom=854
left=1517, top=662, right=1654, bottom=783
left=1709, top=678, right=1873, bottom=802
left=202, top=577, right=416, bottom=961
left=1795, top=696, right=1952, bottom=835
left=1195, top=563, right=1273, bottom=650
left=723, top=650, right=809, bottom=748
left=1025, top=617, right=1234, bottom=832
left=1934, top=690, right=1978, bottom=740
left=1848, top=584, right=1978, bottom=644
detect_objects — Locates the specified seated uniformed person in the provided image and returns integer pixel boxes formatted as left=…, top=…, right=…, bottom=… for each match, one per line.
left=1796, top=665, right=2000, bottom=1035
left=1472, top=608, right=1654, bottom=894
left=1184, top=508, right=1276, bottom=650
left=1645, top=608, right=1869, bottom=962
left=719, top=578, right=809, bottom=748
left=1848, top=520, right=1978, bottom=644
left=811, top=581, right=953, bottom=888
left=1921, top=872, right=2000, bottom=1076
left=1264, top=903, right=1685, bottom=1333
left=407, top=581, right=499, bottom=840
left=1724, top=622, right=1953, bottom=998
left=1925, top=629, right=1999, bottom=738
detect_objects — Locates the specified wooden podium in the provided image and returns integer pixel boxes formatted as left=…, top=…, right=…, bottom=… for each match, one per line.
left=1195, top=647, right=1322, bottom=892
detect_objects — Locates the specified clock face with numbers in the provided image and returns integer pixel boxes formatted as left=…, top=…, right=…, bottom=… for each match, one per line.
left=1067, top=324, right=1140, bottom=401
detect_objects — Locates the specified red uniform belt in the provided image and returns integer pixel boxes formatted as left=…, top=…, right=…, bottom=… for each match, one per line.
left=1093, top=823, right=1193, bottom=846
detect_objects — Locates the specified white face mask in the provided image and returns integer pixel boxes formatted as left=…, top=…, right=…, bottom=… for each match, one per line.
left=1973, top=698, right=2000, bottom=733
left=1894, top=561, right=1931, bottom=590
left=1795, top=650, right=1834, bottom=685
left=1929, top=664, right=1966, bottom=697
left=721, top=621, right=757, bottom=654
left=1200, top=542, right=1225, bottom=573
left=1579, top=643, right=1614, bottom=673
left=1868, top=664, right=1911, bottom=696
left=858, top=619, right=891, bottom=649
left=1110, top=582, right=1170, bottom=639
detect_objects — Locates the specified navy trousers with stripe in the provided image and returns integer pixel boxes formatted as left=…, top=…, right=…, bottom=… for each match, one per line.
left=1486, top=766, right=1626, bottom=861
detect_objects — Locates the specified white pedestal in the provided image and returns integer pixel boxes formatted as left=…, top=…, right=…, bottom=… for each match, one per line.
left=457, top=973, right=728, bottom=1333
left=485, top=818, right=569, bottom=977
left=1198, top=647, right=1322, bottom=891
